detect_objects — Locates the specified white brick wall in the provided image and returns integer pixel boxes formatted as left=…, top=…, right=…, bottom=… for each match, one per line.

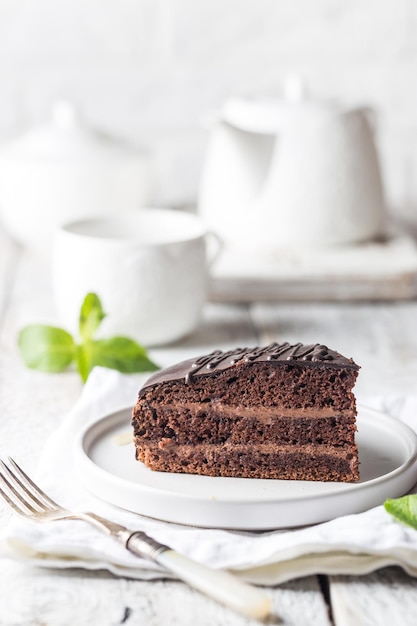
left=0, top=0, right=415, bottom=224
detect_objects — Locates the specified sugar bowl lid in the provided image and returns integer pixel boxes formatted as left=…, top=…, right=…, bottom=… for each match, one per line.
left=0, top=100, right=139, bottom=163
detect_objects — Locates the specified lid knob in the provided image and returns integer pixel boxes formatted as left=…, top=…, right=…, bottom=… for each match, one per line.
left=51, top=100, right=82, bottom=129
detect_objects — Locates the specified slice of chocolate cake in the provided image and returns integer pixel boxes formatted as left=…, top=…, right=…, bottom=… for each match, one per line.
left=132, top=343, right=360, bottom=482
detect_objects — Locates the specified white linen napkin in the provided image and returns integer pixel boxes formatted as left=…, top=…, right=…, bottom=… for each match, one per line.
left=1, top=367, right=417, bottom=585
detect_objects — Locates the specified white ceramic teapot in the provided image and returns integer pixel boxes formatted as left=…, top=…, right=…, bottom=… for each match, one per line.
left=198, top=87, right=385, bottom=250
left=0, top=101, right=151, bottom=249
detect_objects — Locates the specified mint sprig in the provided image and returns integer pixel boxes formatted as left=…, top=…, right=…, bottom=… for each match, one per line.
left=18, top=325, right=76, bottom=372
left=384, top=495, right=417, bottom=530
left=18, top=293, right=159, bottom=382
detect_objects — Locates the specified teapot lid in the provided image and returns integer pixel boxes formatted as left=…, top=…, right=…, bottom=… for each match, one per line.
left=1, top=101, right=139, bottom=162
left=221, top=77, right=339, bottom=134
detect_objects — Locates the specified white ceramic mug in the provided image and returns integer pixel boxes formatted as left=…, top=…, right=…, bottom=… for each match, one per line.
left=52, top=209, right=219, bottom=346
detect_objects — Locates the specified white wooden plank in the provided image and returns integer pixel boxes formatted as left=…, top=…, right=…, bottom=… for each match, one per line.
left=0, top=563, right=331, bottom=626
left=330, top=568, right=417, bottom=626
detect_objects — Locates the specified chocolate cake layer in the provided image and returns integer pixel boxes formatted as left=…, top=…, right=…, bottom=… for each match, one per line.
left=132, top=342, right=360, bottom=482
left=135, top=441, right=359, bottom=482
left=132, top=405, right=357, bottom=446
left=141, top=343, right=359, bottom=392
left=138, top=361, right=358, bottom=410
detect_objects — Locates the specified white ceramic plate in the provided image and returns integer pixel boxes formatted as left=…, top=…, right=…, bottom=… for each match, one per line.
left=74, top=406, right=417, bottom=530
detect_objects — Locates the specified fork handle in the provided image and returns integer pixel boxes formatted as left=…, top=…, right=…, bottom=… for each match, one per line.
left=126, top=532, right=271, bottom=619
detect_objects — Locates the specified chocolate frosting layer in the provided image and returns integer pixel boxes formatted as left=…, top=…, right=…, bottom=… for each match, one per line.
left=140, top=342, right=359, bottom=392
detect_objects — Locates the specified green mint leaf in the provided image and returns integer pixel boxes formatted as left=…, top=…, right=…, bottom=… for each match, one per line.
left=86, top=337, right=159, bottom=375
left=18, top=325, right=75, bottom=373
left=19, top=293, right=159, bottom=383
left=75, top=343, right=94, bottom=383
left=384, top=495, right=417, bottom=530
left=79, top=293, right=106, bottom=341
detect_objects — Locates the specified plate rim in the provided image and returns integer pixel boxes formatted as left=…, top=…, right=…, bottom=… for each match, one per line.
left=74, top=404, right=417, bottom=507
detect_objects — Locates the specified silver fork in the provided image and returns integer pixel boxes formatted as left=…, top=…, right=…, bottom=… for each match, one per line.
left=0, top=457, right=271, bottom=620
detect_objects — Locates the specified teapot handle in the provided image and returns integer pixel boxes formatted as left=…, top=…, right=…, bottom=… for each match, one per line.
left=205, top=231, right=223, bottom=269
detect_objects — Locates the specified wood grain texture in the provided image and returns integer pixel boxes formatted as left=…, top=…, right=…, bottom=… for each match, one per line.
left=330, top=568, right=417, bottom=626
left=209, top=272, right=417, bottom=303
left=0, top=563, right=332, bottom=626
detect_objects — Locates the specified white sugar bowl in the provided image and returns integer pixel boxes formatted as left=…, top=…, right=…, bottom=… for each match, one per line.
left=0, top=101, right=151, bottom=250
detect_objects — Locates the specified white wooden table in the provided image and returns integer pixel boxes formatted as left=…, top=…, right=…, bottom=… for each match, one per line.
left=1, top=226, right=417, bottom=626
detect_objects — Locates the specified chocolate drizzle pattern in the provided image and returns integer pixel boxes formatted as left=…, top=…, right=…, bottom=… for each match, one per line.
left=187, top=343, right=337, bottom=382
left=140, top=342, right=359, bottom=392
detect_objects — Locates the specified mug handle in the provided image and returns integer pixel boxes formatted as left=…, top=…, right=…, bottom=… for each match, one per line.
left=205, top=231, right=223, bottom=268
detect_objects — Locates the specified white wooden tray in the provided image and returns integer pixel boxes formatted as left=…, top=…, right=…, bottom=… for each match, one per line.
left=209, top=234, right=417, bottom=302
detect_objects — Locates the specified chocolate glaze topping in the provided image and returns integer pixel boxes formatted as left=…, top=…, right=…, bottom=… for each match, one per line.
left=140, top=342, right=359, bottom=392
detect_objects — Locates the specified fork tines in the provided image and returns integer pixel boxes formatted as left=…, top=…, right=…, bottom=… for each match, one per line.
left=0, top=457, right=59, bottom=517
